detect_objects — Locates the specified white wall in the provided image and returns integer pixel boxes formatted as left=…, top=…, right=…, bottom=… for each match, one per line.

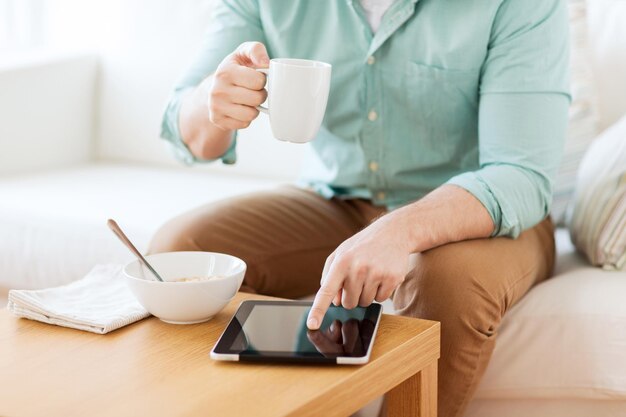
left=0, top=53, right=97, bottom=175
left=42, top=0, right=304, bottom=180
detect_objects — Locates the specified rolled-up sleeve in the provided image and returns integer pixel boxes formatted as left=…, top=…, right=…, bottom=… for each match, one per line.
left=160, top=0, right=266, bottom=165
left=446, top=0, right=571, bottom=238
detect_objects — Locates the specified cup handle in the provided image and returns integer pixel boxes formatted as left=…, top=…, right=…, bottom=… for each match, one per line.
left=255, top=68, right=269, bottom=114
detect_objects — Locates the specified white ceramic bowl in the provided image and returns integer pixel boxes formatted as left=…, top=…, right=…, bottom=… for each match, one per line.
left=123, top=251, right=246, bottom=324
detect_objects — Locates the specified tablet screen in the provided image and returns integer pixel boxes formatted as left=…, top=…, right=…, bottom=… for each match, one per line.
left=213, top=300, right=382, bottom=362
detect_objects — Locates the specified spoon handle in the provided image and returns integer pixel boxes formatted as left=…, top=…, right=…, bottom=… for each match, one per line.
left=107, top=219, right=165, bottom=282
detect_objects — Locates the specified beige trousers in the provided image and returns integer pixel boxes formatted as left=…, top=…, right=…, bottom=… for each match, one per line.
left=149, top=185, right=555, bottom=417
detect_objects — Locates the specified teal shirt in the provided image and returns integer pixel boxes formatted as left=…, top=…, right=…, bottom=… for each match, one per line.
left=161, top=0, right=570, bottom=237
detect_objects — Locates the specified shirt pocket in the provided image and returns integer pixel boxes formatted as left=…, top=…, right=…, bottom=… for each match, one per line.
left=402, top=61, right=480, bottom=162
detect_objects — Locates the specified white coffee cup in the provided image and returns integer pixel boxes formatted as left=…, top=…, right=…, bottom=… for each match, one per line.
left=256, top=58, right=332, bottom=143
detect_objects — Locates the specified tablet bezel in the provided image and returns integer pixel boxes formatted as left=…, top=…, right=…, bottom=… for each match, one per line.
left=210, top=300, right=383, bottom=365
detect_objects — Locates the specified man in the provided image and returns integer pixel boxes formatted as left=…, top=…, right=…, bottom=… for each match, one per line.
left=153, top=0, right=569, bottom=415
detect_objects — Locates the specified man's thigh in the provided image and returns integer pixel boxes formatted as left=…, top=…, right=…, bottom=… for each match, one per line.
left=396, top=217, right=556, bottom=320
left=393, top=218, right=556, bottom=417
left=150, top=186, right=383, bottom=299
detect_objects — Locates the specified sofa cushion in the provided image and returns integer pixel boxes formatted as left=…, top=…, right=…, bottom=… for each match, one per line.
left=472, top=229, right=626, bottom=400
left=464, top=398, right=626, bottom=417
left=0, top=163, right=278, bottom=290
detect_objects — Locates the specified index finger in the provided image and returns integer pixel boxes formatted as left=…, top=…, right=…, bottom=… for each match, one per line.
left=233, top=41, right=270, bottom=68
left=307, top=268, right=345, bottom=330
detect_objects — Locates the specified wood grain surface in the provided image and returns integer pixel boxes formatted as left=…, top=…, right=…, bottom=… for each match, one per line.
left=0, top=292, right=439, bottom=417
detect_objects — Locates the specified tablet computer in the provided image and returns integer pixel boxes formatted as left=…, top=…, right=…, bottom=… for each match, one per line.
left=211, top=300, right=383, bottom=364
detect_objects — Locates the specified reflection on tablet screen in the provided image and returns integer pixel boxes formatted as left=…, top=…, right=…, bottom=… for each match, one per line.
left=230, top=304, right=375, bottom=358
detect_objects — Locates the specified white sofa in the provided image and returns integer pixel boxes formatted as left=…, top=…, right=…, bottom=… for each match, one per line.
left=1, top=1, right=625, bottom=416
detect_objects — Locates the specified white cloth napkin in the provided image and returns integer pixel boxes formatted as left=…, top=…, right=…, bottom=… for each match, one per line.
left=7, top=264, right=149, bottom=334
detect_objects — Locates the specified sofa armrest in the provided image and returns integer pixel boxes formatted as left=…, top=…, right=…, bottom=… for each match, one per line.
left=0, top=52, right=98, bottom=176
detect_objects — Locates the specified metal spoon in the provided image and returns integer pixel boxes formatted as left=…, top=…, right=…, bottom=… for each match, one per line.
left=107, top=219, right=165, bottom=282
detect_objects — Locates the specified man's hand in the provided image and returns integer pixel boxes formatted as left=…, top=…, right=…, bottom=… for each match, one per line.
left=178, top=41, right=270, bottom=160
left=208, top=42, right=269, bottom=131
left=306, top=185, right=495, bottom=330
left=306, top=212, right=412, bottom=330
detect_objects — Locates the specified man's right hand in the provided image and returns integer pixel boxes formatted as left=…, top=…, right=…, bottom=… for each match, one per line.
left=208, top=42, right=270, bottom=131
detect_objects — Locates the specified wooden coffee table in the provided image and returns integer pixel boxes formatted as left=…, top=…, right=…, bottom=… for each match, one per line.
left=0, top=292, right=439, bottom=417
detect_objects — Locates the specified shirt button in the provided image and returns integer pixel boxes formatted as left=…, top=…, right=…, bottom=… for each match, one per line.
left=368, top=110, right=378, bottom=121
left=369, top=161, right=379, bottom=172
left=376, top=191, right=386, bottom=200
left=367, top=55, right=376, bottom=65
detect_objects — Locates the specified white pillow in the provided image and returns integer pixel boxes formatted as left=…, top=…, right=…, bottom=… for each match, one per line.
left=568, top=115, right=626, bottom=270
